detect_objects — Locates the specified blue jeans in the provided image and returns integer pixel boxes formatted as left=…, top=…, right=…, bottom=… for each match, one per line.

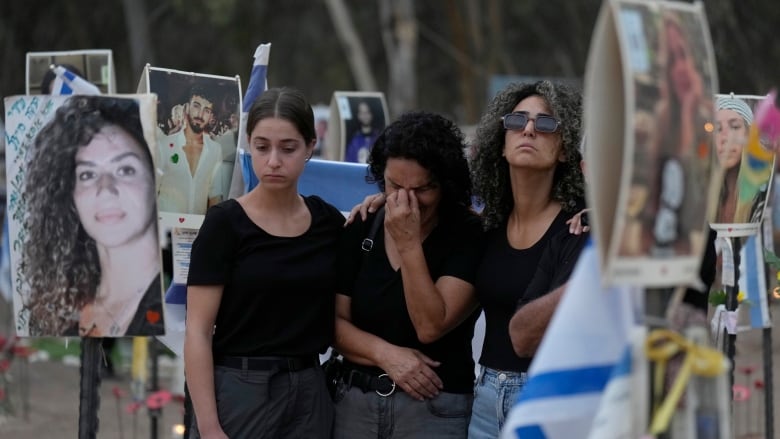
left=467, top=366, right=527, bottom=439
left=333, top=380, right=472, bottom=438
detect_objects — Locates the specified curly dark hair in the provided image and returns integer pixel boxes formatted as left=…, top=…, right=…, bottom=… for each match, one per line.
left=21, top=95, right=153, bottom=335
left=471, top=81, right=585, bottom=230
left=367, top=111, right=472, bottom=217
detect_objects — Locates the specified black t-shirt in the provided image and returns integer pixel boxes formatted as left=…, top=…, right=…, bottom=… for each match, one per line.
left=126, top=275, right=165, bottom=336
left=517, top=229, right=590, bottom=309
left=474, top=208, right=572, bottom=372
left=188, top=196, right=344, bottom=358
left=683, top=228, right=717, bottom=311
left=338, top=207, right=484, bottom=393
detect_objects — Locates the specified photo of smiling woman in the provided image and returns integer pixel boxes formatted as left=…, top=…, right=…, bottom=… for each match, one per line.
left=21, top=95, right=164, bottom=337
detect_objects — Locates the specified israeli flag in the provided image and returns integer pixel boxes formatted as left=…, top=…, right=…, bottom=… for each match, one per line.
left=501, top=241, right=642, bottom=439
left=50, top=65, right=101, bottom=96
left=299, top=159, right=378, bottom=214
left=228, top=43, right=271, bottom=197
left=739, top=234, right=772, bottom=329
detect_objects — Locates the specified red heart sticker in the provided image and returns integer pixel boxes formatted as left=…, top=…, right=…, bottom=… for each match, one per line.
left=146, top=310, right=161, bottom=324
left=169, top=143, right=174, bottom=148
left=728, top=227, right=733, bottom=232
left=178, top=217, right=185, bottom=223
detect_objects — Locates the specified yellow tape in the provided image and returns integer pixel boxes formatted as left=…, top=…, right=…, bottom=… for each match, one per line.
left=645, top=329, right=726, bottom=434
left=131, top=337, right=148, bottom=383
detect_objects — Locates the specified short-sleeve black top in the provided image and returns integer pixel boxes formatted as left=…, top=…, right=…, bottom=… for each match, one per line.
left=516, top=229, right=590, bottom=310
left=187, top=196, right=344, bottom=358
left=474, top=207, right=572, bottom=372
left=338, top=207, right=484, bottom=393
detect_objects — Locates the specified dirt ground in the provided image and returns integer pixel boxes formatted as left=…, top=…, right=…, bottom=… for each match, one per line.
left=0, top=341, right=184, bottom=439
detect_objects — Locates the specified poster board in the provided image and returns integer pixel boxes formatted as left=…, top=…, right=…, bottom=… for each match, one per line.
left=710, top=94, right=775, bottom=237
left=138, top=65, right=242, bottom=229
left=584, top=0, right=719, bottom=287
left=323, top=91, right=389, bottom=163
left=26, top=49, right=116, bottom=95
left=4, top=94, right=164, bottom=337
left=312, top=104, right=330, bottom=158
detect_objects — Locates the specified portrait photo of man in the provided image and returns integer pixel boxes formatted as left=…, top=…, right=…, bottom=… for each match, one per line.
left=145, top=68, right=241, bottom=222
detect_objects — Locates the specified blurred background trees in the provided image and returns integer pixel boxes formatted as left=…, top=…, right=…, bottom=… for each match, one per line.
left=1, top=0, right=777, bottom=125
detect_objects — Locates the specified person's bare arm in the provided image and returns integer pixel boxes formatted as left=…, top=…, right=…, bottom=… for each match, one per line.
left=184, top=285, right=228, bottom=439
left=388, top=190, right=479, bottom=343
left=509, top=283, right=566, bottom=357
left=208, top=196, right=222, bottom=208
left=335, top=294, right=443, bottom=400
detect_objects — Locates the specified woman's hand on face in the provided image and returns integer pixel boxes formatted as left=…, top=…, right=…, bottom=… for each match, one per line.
left=385, top=190, right=422, bottom=251
left=345, top=193, right=386, bottom=226
left=567, top=208, right=591, bottom=235
left=380, top=345, right=443, bottom=401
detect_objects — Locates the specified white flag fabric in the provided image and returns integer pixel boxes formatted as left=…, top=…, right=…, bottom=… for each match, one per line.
left=228, top=43, right=271, bottom=197
left=50, top=65, right=102, bottom=96
left=501, top=241, right=642, bottom=439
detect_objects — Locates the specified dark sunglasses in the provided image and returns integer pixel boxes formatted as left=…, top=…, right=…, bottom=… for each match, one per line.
left=501, top=111, right=560, bottom=133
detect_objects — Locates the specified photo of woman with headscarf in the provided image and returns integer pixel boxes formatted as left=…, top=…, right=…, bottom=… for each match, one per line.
left=715, top=95, right=753, bottom=224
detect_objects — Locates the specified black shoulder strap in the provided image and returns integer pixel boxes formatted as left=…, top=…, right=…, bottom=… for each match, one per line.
left=361, top=207, right=385, bottom=252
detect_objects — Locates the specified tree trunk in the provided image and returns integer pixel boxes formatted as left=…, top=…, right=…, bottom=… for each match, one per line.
left=121, top=0, right=154, bottom=77
left=379, top=0, right=417, bottom=118
left=323, top=0, right=378, bottom=91
left=447, top=0, right=478, bottom=123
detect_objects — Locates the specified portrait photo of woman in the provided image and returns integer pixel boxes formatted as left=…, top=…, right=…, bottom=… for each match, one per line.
left=11, top=94, right=164, bottom=337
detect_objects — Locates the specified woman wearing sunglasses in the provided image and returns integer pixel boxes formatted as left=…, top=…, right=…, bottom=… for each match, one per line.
left=468, top=80, right=585, bottom=438
left=345, top=81, right=585, bottom=438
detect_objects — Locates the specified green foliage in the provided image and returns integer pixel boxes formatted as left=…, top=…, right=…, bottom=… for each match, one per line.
left=764, top=248, right=780, bottom=271
left=30, top=337, right=81, bottom=361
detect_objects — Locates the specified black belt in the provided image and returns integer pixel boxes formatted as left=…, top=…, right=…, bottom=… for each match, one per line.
left=343, top=366, right=396, bottom=396
left=214, top=355, right=318, bottom=372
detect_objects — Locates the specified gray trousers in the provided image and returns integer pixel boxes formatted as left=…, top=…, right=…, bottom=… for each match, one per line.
left=333, top=381, right=472, bottom=439
left=190, top=365, right=334, bottom=438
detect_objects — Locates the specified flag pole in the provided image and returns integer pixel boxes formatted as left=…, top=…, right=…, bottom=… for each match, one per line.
left=79, top=337, right=103, bottom=439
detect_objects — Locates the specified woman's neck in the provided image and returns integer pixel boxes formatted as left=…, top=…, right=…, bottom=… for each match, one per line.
left=508, top=167, right=557, bottom=221
left=96, top=227, right=159, bottom=302
left=245, top=185, right=303, bottom=214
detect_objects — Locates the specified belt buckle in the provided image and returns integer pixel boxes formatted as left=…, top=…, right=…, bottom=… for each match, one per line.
left=375, top=373, right=396, bottom=397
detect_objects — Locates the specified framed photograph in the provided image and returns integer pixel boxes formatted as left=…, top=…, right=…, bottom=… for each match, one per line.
left=26, top=49, right=115, bottom=94
left=585, top=0, right=719, bottom=287
left=710, top=94, right=774, bottom=237
left=323, top=91, right=389, bottom=162
left=4, top=94, right=164, bottom=337
left=139, top=66, right=242, bottom=228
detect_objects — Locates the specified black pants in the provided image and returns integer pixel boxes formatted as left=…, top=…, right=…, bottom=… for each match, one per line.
left=189, top=365, right=333, bottom=438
